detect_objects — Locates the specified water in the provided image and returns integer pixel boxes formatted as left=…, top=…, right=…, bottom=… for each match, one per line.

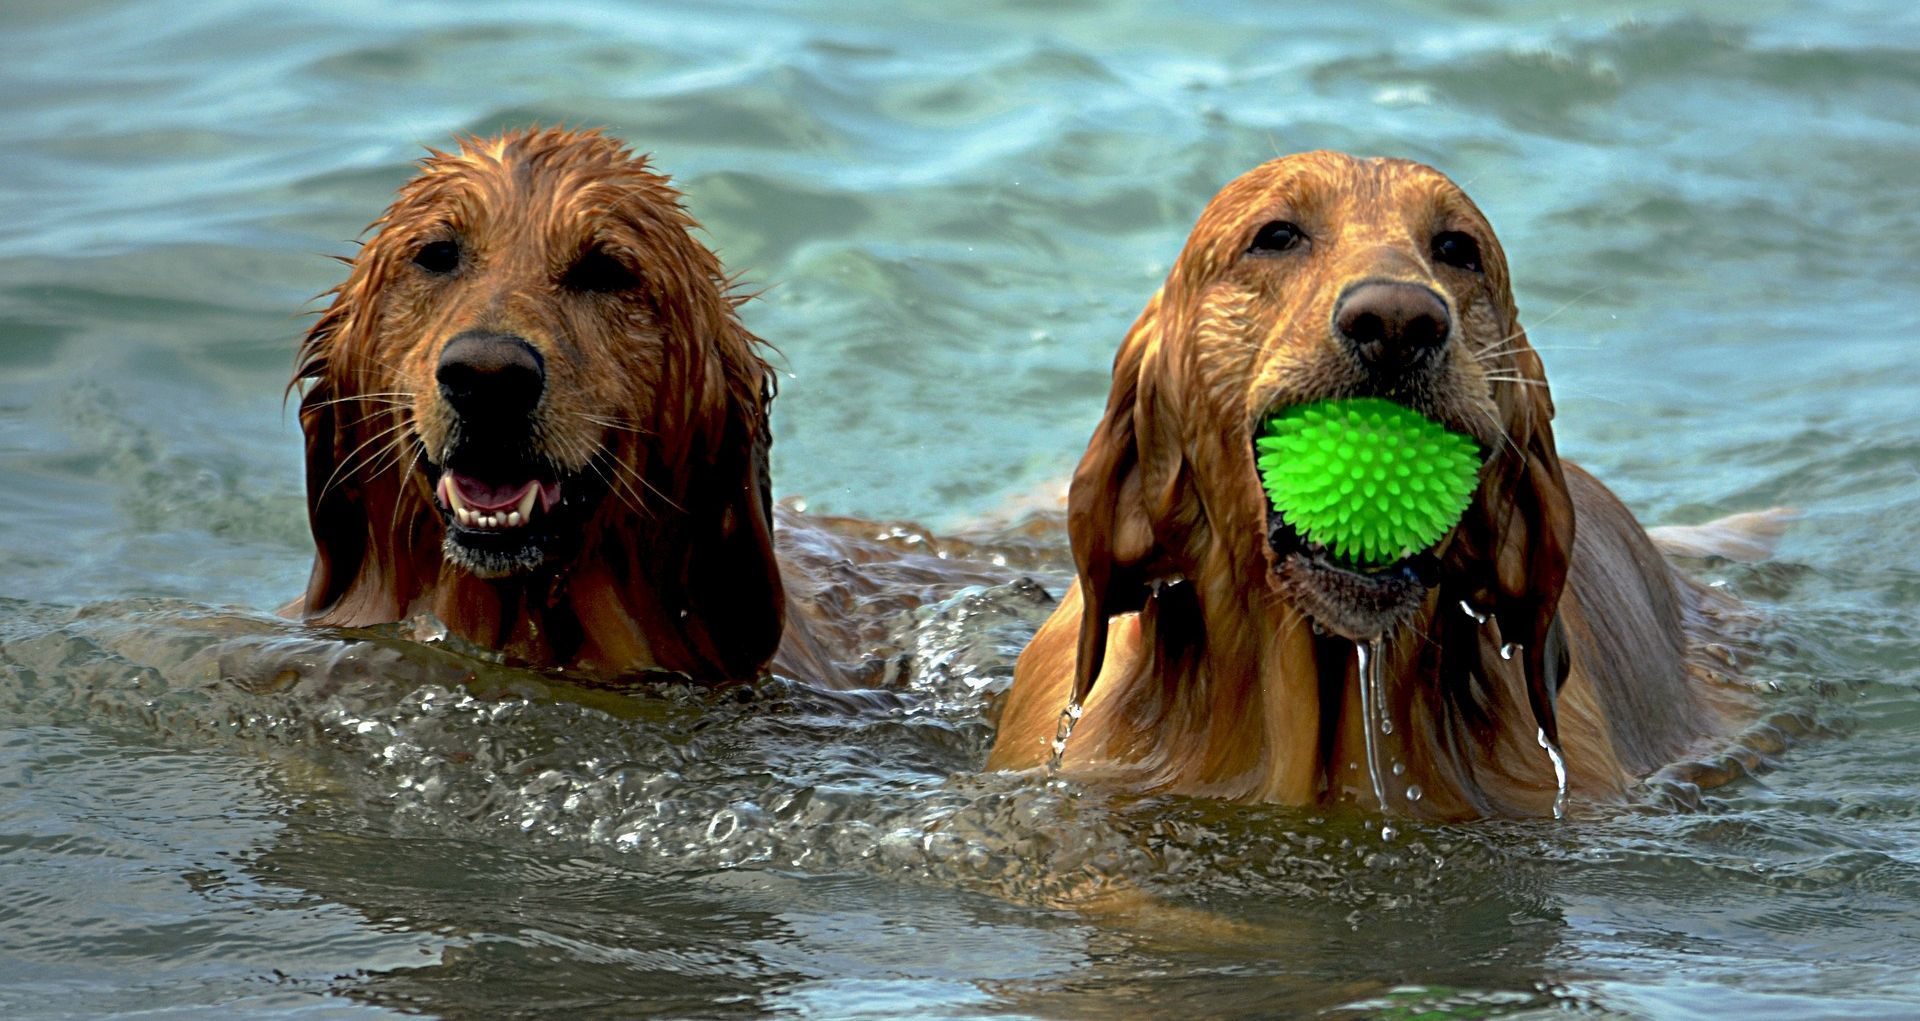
left=1355, top=639, right=1391, bottom=811
left=3, top=1, right=1919, bottom=1018
left=1538, top=725, right=1571, bottom=822
left=1046, top=699, right=1081, bottom=775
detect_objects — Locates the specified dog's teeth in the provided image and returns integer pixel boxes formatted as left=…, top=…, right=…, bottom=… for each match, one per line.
left=507, top=511, right=522, bottom=527
left=515, top=485, right=539, bottom=523
left=444, top=478, right=467, bottom=513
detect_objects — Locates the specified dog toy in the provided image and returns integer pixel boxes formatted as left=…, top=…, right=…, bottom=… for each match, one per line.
left=1255, top=398, right=1481, bottom=566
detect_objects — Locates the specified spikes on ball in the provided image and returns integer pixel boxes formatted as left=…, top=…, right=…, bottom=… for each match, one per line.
left=1256, top=398, right=1482, bottom=567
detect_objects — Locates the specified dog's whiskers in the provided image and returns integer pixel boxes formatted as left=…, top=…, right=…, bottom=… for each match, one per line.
left=305, top=391, right=416, bottom=411
left=585, top=455, right=656, bottom=523
left=361, top=425, right=418, bottom=486
left=1476, top=402, right=1525, bottom=464
left=571, top=412, right=655, bottom=437
left=1472, top=283, right=1610, bottom=364
left=606, top=449, right=685, bottom=515
left=388, top=446, right=425, bottom=540
left=346, top=353, right=416, bottom=397
left=316, top=415, right=415, bottom=506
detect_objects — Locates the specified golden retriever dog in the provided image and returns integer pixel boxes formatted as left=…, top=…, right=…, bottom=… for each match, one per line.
left=286, top=127, right=1026, bottom=686
left=988, top=152, right=1773, bottom=819
left=286, top=128, right=783, bottom=679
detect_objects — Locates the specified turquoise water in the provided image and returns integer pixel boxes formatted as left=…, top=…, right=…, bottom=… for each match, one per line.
left=3, top=1, right=1918, bottom=1018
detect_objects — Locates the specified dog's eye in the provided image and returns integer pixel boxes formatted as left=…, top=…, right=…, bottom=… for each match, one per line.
left=564, top=249, right=642, bottom=294
left=1432, top=231, right=1483, bottom=272
left=1248, top=220, right=1306, bottom=255
left=412, top=240, right=460, bottom=275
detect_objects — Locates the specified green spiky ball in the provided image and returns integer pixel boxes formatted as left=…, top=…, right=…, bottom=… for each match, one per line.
left=1256, top=398, right=1481, bottom=566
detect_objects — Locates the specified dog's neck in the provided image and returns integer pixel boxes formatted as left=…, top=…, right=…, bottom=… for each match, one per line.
left=387, top=519, right=729, bottom=680
left=418, top=560, right=654, bottom=676
left=1072, top=573, right=1564, bottom=817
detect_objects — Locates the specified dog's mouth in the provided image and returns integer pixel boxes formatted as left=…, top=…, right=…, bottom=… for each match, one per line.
left=437, top=472, right=560, bottom=533
left=1264, top=509, right=1443, bottom=640
left=420, top=443, right=608, bottom=579
left=1252, top=399, right=1481, bottom=641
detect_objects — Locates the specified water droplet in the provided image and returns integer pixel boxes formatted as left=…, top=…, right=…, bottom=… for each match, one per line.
left=1459, top=600, right=1488, bottom=624
left=1500, top=642, right=1520, bottom=661
left=1406, top=784, right=1424, bottom=802
left=1391, top=760, right=1406, bottom=776
left=1379, top=824, right=1396, bottom=842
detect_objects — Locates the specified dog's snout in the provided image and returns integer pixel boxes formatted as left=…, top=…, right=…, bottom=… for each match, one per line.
left=436, top=331, right=546, bottom=419
left=1334, top=282, right=1451, bottom=376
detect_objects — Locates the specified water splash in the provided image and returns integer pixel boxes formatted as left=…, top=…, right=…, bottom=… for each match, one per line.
left=1536, top=726, right=1569, bottom=820
left=1047, top=699, right=1083, bottom=775
left=1353, top=639, right=1389, bottom=811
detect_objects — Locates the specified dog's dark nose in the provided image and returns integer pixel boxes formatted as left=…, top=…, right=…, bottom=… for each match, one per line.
left=436, top=331, right=545, bottom=419
left=1335, top=282, right=1451, bottom=376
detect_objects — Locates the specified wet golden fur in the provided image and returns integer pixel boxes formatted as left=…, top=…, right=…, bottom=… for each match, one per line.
left=988, top=152, right=1758, bottom=818
left=288, top=129, right=782, bottom=679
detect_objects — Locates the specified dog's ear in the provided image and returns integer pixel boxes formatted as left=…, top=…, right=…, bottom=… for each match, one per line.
left=589, top=166, right=787, bottom=679
left=1448, top=297, right=1577, bottom=748
left=1489, top=333, right=1575, bottom=746
left=296, top=372, right=361, bottom=622
left=291, top=267, right=425, bottom=627
left=673, top=359, right=785, bottom=678
left=1066, top=293, right=1191, bottom=704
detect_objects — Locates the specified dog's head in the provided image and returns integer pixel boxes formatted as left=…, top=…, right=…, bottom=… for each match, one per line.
left=1068, top=152, right=1572, bottom=716
left=293, top=128, right=782, bottom=677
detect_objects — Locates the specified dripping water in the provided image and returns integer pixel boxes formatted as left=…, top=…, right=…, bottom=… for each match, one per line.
left=1460, top=600, right=1489, bottom=624
left=1353, top=638, right=1389, bottom=811
left=1505, top=638, right=1568, bottom=819
left=1047, top=700, right=1083, bottom=775
left=1537, top=726, right=1569, bottom=820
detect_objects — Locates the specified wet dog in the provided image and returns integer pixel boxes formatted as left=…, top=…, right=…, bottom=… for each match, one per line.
left=988, top=153, right=1778, bottom=818
left=286, top=129, right=783, bottom=679
left=285, top=128, right=1033, bottom=686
